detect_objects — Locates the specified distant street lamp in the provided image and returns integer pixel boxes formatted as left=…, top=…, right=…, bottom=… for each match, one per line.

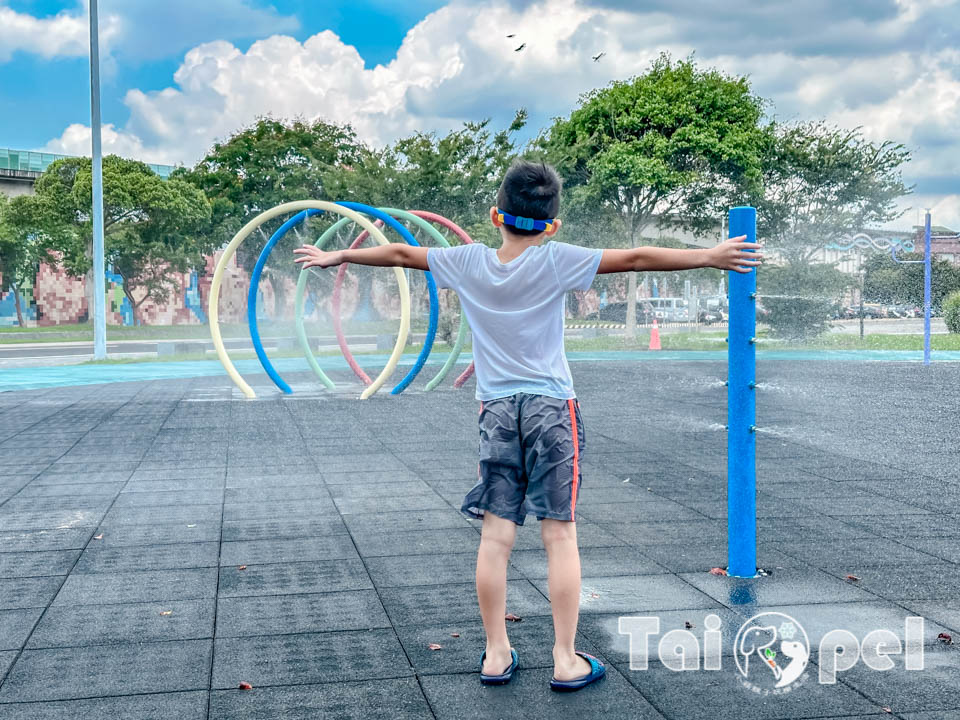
left=88, top=0, right=106, bottom=359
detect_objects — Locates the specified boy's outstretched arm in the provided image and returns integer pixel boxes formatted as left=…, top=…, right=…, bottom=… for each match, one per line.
left=596, top=235, right=762, bottom=275
left=293, top=243, right=429, bottom=271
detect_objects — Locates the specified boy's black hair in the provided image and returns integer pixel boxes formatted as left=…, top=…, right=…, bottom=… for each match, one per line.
left=496, top=160, right=562, bottom=237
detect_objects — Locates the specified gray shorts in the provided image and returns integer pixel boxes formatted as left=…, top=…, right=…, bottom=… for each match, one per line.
left=461, top=393, right=585, bottom=526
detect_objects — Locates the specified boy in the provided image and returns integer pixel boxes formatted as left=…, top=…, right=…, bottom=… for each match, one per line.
left=294, top=160, right=761, bottom=691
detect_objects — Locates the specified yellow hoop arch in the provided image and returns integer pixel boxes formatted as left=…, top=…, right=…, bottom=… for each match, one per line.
left=208, top=200, right=411, bottom=399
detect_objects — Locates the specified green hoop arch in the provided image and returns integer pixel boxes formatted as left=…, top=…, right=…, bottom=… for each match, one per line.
left=294, top=207, right=470, bottom=391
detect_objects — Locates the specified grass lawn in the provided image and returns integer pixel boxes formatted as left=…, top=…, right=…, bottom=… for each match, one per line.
left=565, top=331, right=960, bottom=352
left=0, top=321, right=429, bottom=344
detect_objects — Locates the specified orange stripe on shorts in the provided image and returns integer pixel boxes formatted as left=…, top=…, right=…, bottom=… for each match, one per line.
left=567, top=398, right=580, bottom=521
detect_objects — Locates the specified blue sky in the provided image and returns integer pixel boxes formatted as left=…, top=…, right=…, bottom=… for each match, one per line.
left=1, top=0, right=959, bottom=226
left=0, top=0, right=447, bottom=148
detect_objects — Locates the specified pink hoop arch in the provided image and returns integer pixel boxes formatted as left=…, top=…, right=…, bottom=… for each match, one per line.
left=330, top=210, right=477, bottom=389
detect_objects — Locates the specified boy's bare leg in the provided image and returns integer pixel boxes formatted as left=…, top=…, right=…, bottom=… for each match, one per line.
left=541, top=518, right=593, bottom=680
left=477, top=511, right=517, bottom=674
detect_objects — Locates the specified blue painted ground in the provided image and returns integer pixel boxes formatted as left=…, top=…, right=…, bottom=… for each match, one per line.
left=2, top=349, right=960, bottom=392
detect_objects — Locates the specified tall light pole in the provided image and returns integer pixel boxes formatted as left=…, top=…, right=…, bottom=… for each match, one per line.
left=88, top=0, right=106, bottom=359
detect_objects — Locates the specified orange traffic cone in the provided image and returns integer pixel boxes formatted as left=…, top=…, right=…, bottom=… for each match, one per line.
left=649, top=318, right=661, bottom=350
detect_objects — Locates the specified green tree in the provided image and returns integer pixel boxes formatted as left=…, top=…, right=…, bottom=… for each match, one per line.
left=324, top=114, right=526, bottom=320
left=34, top=155, right=212, bottom=324
left=757, top=122, right=911, bottom=264
left=0, top=195, right=56, bottom=327
left=179, top=117, right=363, bottom=315
left=537, top=55, right=770, bottom=337
left=863, top=251, right=960, bottom=310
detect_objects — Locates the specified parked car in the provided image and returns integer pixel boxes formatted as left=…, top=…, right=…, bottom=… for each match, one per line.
left=647, top=297, right=690, bottom=322
left=596, top=301, right=655, bottom=324
left=698, top=308, right=725, bottom=324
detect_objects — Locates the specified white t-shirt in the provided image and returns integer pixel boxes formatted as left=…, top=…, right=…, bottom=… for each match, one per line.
left=427, top=241, right=603, bottom=401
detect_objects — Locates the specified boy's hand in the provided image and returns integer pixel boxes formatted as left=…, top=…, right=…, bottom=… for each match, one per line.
left=294, top=245, right=342, bottom=270
left=709, top=236, right=763, bottom=273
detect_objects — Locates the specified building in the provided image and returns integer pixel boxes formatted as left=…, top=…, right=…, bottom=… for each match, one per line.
left=0, top=147, right=175, bottom=199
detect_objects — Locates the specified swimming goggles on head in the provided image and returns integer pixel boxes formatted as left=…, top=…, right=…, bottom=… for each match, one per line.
left=496, top=208, right=555, bottom=233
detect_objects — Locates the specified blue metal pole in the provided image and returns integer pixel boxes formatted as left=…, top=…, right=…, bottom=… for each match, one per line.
left=727, top=206, right=757, bottom=578
left=923, top=211, right=931, bottom=366
left=88, top=0, right=106, bottom=358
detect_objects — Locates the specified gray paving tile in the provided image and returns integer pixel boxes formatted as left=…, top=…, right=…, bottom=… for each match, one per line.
left=28, top=598, right=215, bottom=648
left=212, top=628, right=411, bottom=688
left=394, top=615, right=599, bottom=675
left=825, top=564, right=960, bottom=601
left=419, top=665, right=664, bottom=720
left=220, top=535, right=358, bottom=566
left=775, top=537, right=944, bottom=571
left=0, top=650, right=16, bottom=681
left=0, top=550, right=80, bottom=578
left=614, top=660, right=882, bottom=719
left=900, top=599, right=960, bottom=633
left=839, top=648, right=960, bottom=713
left=53, top=568, right=217, bottom=606
left=351, top=527, right=479, bottom=558
left=678, top=568, right=876, bottom=608
left=342, top=508, right=472, bottom=534
left=333, top=493, right=449, bottom=514
left=74, top=542, right=220, bottom=574
left=221, top=516, right=348, bottom=541
left=0, top=510, right=103, bottom=531
left=209, top=678, right=432, bottom=719
left=530, top=574, right=720, bottom=614
left=90, top=522, right=220, bottom=547
left=364, top=551, right=524, bottom=588
left=0, top=576, right=64, bottom=610
left=15, top=482, right=125, bottom=497
left=216, top=589, right=389, bottom=637
left=101, top=504, right=222, bottom=526
left=222, top=500, right=336, bottom=521
left=112, top=490, right=224, bottom=507
left=379, top=579, right=551, bottom=626
left=0, top=639, right=212, bottom=703
left=509, top=546, right=666, bottom=579
left=0, top=607, right=43, bottom=650
left=577, top=608, right=746, bottom=664
left=0, top=691, right=208, bottom=720
left=218, top=557, right=371, bottom=598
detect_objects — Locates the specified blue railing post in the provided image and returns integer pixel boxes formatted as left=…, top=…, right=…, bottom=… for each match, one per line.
left=923, top=211, right=932, bottom=366
left=727, top=206, right=758, bottom=578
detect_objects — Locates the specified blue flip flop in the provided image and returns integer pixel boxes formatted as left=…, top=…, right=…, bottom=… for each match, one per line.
left=479, top=648, right=519, bottom=685
left=550, top=651, right=606, bottom=691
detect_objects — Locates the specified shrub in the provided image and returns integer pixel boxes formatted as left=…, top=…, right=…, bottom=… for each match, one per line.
left=944, top=291, right=960, bottom=333
left=758, top=262, right=851, bottom=340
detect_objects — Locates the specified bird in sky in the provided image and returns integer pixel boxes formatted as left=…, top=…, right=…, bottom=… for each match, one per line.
left=506, top=34, right=516, bottom=38
left=592, top=52, right=606, bottom=62
left=515, top=43, right=527, bottom=52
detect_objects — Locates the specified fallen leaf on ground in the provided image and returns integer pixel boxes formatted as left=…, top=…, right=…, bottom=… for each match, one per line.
left=685, top=621, right=695, bottom=629
left=428, top=643, right=443, bottom=651
left=237, top=565, right=247, bottom=571
left=709, top=567, right=727, bottom=576
left=450, top=633, right=460, bottom=638
left=93, top=534, right=103, bottom=540
left=238, top=682, right=253, bottom=690
left=505, top=613, right=522, bottom=622
left=845, top=574, right=861, bottom=582
left=937, top=633, right=953, bottom=645
left=159, top=610, right=172, bottom=616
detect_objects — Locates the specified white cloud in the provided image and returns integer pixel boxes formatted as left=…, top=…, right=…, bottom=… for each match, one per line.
left=0, top=4, right=120, bottom=62
left=37, top=0, right=960, bottom=229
